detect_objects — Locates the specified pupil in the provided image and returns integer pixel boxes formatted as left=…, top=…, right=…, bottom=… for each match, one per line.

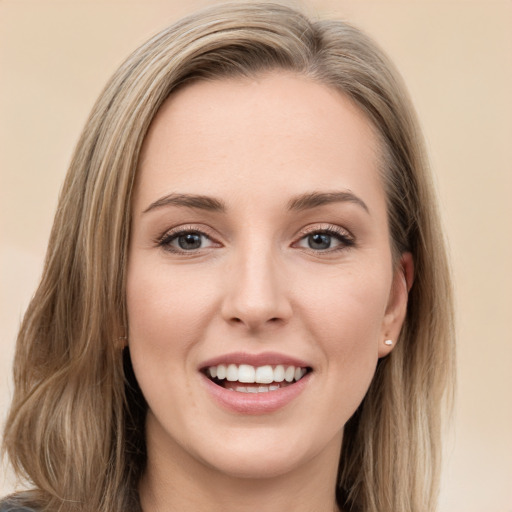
left=178, top=233, right=202, bottom=250
left=309, top=233, right=331, bottom=250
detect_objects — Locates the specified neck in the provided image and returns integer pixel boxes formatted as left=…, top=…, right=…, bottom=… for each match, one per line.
left=139, top=422, right=343, bottom=512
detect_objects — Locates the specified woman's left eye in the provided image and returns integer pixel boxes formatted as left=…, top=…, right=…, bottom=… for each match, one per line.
left=295, top=228, right=355, bottom=252
left=159, top=230, right=216, bottom=252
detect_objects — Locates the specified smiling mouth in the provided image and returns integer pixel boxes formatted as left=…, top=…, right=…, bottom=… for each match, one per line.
left=203, top=364, right=312, bottom=393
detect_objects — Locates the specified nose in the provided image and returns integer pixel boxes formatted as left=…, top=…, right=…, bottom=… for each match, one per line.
left=221, top=243, right=293, bottom=331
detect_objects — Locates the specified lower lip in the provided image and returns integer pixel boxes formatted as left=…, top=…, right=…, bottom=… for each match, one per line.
left=200, top=372, right=312, bottom=415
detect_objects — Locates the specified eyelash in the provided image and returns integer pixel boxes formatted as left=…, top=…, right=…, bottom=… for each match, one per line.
left=156, top=225, right=218, bottom=254
left=295, top=225, right=355, bottom=253
left=156, top=224, right=355, bottom=255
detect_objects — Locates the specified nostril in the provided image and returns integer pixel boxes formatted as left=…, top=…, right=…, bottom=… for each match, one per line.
left=228, top=316, right=283, bottom=330
left=230, top=317, right=280, bottom=324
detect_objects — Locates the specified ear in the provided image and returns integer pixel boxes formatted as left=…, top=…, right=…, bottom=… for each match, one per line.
left=118, top=336, right=128, bottom=349
left=378, top=252, right=414, bottom=358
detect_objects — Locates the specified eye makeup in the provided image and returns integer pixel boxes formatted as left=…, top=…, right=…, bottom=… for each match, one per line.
left=293, top=223, right=355, bottom=253
left=155, top=224, right=221, bottom=254
left=155, top=222, right=356, bottom=256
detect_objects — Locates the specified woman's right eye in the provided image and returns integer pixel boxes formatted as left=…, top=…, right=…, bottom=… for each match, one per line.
left=159, top=230, right=216, bottom=253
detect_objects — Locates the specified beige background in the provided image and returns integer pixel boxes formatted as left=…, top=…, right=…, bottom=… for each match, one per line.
left=1, top=1, right=511, bottom=510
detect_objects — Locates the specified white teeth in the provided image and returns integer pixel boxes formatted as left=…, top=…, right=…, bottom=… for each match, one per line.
left=206, top=363, right=308, bottom=386
left=238, top=364, right=256, bottom=383
left=284, top=366, right=295, bottom=382
left=273, top=365, right=285, bottom=382
left=216, top=364, right=227, bottom=380
left=255, top=365, right=274, bottom=384
left=226, top=364, right=238, bottom=382
left=234, top=385, right=275, bottom=393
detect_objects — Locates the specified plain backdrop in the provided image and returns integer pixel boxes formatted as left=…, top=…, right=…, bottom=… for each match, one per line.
left=1, top=1, right=511, bottom=511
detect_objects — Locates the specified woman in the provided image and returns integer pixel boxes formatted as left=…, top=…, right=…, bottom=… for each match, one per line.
left=1, top=3, right=455, bottom=512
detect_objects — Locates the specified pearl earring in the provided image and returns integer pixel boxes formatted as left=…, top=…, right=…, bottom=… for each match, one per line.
left=384, top=339, right=393, bottom=346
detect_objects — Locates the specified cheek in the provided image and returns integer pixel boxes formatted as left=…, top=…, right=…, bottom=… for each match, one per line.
left=299, top=264, right=390, bottom=396
left=126, top=259, right=215, bottom=349
left=300, top=263, right=390, bottom=342
left=125, top=259, right=210, bottom=406
left=125, top=259, right=215, bottom=420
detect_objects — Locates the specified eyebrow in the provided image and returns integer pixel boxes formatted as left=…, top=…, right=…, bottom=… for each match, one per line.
left=143, top=193, right=226, bottom=214
left=143, top=190, right=369, bottom=215
left=287, top=191, right=369, bottom=214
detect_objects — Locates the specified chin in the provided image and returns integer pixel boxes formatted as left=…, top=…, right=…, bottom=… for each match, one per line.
left=202, top=447, right=307, bottom=480
left=190, top=425, right=335, bottom=481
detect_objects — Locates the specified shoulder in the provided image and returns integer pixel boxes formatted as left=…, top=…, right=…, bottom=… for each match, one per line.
left=0, top=500, right=38, bottom=512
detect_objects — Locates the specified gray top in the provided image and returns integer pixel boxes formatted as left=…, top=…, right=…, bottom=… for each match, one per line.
left=0, top=502, right=37, bottom=512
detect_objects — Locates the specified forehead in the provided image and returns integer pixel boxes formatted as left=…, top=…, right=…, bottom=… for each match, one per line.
left=135, top=72, right=384, bottom=212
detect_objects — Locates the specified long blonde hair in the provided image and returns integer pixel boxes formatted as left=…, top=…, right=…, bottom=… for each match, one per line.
left=2, top=3, right=455, bottom=512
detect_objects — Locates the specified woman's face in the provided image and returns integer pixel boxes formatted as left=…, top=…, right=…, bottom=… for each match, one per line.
left=127, top=72, right=409, bottom=480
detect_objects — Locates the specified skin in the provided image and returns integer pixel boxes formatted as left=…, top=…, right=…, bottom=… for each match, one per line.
left=127, top=72, right=412, bottom=512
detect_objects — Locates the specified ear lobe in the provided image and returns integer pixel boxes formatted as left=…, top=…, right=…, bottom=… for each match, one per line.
left=378, top=252, right=414, bottom=358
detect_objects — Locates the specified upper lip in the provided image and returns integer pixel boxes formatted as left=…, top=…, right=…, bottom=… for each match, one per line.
left=199, top=351, right=312, bottom=371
